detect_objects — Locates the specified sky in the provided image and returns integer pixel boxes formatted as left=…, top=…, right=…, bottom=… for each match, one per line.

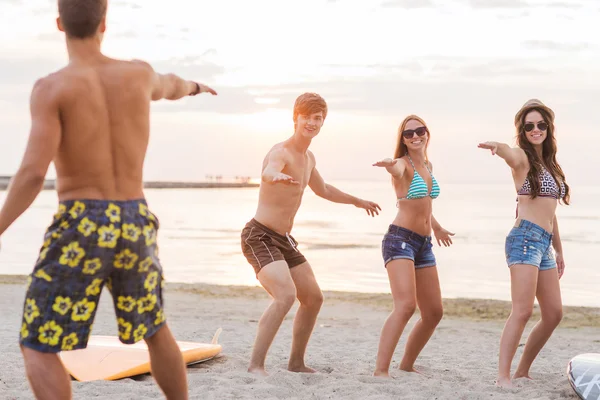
left=0, top=0, right=598, bottom=185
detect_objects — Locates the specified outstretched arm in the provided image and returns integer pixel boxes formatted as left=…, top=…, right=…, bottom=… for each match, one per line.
left=0, top=78, right=61, bottom=237
left=372, top=158, right=406, bottom=178
left=308, top=166, right=380, bottom=217
left=477, top=141, right=527, bottom=169
left=261, top=149, right=298, bottom=184
left=552, top=215, right=565, bottom=278
left=133, top=60, right=217, bottom=101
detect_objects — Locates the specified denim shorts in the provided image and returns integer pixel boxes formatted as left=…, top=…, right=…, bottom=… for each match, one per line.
left=382, top=224, right=436, bottom=268
left=505, top=219, right=556, bottom=270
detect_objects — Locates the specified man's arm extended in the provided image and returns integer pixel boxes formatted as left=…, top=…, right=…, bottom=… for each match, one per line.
left=0, top=78, right=61, bottom=236
left=133, top=60, right=217, bottom=101
left=308, top=157, right=380, bottom=216
left=261, top=149, right=298, bottom=184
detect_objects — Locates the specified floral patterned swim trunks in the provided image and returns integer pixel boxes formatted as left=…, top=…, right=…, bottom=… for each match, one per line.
left=19, top=199, right=166, bottom=353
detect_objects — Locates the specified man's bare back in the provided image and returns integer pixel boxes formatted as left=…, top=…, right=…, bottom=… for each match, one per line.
left=0, top=3, right=217, bottom=398
left=254, top=141, right=316, bottom=234
left=44, top=56, right=157, bottom=200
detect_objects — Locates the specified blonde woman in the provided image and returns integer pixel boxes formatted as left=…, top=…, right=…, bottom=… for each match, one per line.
left=478, top=99, right=569, bottom=388
left=372, top=115, right=454, bottom=377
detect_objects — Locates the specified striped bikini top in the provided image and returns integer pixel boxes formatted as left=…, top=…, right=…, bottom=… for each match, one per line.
left=517, top=165, right=566, bottom=200
left=397, top=155, right=440, bottom=205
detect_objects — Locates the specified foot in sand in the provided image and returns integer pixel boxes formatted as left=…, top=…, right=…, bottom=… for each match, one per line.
left=288, top=364, right=317, bottom=373
left=248, top=366, right=269, bottom=377
left=373, top=370, right=391, bottom=378
left=399, top=365, right=429, bottom=377
left=495, top=377, right=513, bottom=388
left=513, top=373, right=533, bottom=381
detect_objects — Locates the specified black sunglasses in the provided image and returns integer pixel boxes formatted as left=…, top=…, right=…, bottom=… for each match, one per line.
left=524, top=122, right=548, bottom=132
left=402, top=126, right=428, bottom=139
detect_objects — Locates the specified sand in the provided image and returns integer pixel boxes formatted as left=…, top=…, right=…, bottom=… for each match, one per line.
left=1, top=275, right=598, bottom=400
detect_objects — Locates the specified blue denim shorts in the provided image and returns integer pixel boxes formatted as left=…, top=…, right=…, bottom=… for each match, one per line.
left=382, top=224, right=436, bottom=268
left=505, top=219, right=556, bottom=270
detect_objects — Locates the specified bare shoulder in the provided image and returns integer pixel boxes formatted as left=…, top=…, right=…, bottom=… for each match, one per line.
left=512, top=147, right=529, bottom=168
left=399, top=156, right=411, bottom=168
left=307, top=150, right=316, bottom=163
left=130, top=59, right=154, bottom=72
left=263, top=142, right=289, bottom=163
left=30, top=72, right=63, bottom=103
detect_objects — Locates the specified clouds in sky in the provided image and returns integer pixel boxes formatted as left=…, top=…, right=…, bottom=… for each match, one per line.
left=0, top=0, right=598, bottom=183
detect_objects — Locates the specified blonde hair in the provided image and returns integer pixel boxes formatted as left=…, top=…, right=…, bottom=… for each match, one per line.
left=394, top=114, right=430, bottom=161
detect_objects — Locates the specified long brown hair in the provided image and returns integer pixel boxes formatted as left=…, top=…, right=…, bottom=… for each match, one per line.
left=394, top=115, right=430, bottom=160
left=516, top=108, right=570, bottom=204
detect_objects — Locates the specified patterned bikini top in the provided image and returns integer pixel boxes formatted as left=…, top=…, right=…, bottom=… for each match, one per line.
left=517, top=165, right=566, bottom=200
left=397, top=155, right=440, bottom=205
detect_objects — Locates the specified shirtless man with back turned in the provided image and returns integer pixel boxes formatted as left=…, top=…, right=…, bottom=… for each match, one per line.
left=0, top=1, right=216, bottom=399
left=241, top=93, right=381, bottom=375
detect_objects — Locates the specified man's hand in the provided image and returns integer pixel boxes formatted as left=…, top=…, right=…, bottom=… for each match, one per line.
left=556, top=252, right=565, bottom=279
left=434, top=227, right=455, bottom=247
left=193, top=82, right=217, bottom=96
left=354, top=199, right=381, bottom=217
left=270, top=173, right=299, bottom=185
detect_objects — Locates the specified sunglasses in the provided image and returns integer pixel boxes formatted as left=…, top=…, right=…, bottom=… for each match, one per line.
left=524, top=122, right=548, bottom=132
left=402, top=126, right=428, bottom=139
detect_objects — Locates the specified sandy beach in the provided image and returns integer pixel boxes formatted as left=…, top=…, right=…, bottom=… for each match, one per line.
left=1, top=275, right=599, bottom=400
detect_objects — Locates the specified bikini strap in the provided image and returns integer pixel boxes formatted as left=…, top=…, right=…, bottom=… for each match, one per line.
left=406, top=154, right=416, bottom=169
left=423, top=159, right=433, bottom=174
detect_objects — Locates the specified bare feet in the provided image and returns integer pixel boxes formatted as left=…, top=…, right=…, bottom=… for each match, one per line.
left=248, top=366, right=269, bottom=376
left=399, top=366, right=429, bottom=377
left=513, top=373, right=533, bottom=381
left=495, top=376, right=513, bottom=388
left=373, top=370, right=390, bottom=378
left=288, top=364, right=317, bottom=373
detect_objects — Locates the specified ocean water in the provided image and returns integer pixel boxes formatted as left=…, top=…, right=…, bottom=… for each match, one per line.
left=0, top=180, right=598, bottom=307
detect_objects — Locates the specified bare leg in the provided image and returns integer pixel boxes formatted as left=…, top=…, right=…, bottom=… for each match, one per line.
left=145, top=324, right=188, bottom=400
left=21, top=346, right=72, bottom=400
left=513, top=268, right=563, bottom=379
left=399, top=266, right=443, bottom=372
left=288, top=262, right=324, bottom=373
left=373, top=259, right=417, bottom=377
left=248, top=261, right=297, bottom=375
left=496, top=264, right=538, bottom=388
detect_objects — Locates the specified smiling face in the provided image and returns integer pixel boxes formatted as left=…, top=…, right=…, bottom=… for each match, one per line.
left=522, top=110, right=547, bottom=146
left=401, top=119, right=429, bottom=151
left=393, top=114, right=430, bottom=160
left=295, top=111, right=324, bottom=138
left=292, top=93, right=328, bottom=139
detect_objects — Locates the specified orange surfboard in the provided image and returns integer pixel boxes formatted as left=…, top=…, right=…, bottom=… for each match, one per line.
left=59, top=328, right=222, bottom=382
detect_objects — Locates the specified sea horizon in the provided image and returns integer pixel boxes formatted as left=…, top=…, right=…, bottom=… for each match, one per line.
left=0, top=180, right=598, bottom=308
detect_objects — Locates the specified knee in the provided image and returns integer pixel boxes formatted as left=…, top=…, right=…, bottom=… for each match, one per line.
left=298, top=290, right=324, bottom=310
left=20, top=345, right=57, bottom=370
left=422, top=306, right=443, bottom=326
left=511, top=307, right=533, bottom=324
left=393, top=300, right=417, bottom=319
left=543, top=308, right=563, bottom=327
left=276, top=290, right=297, bottom=311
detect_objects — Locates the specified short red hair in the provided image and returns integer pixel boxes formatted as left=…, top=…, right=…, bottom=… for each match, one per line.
left=293, top=93, right=328, bottom=123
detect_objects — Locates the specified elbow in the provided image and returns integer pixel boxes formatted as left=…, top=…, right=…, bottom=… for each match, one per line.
left=314, top=186, right=329, bottom=199
left=17, top=165, right=46, bottom=187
